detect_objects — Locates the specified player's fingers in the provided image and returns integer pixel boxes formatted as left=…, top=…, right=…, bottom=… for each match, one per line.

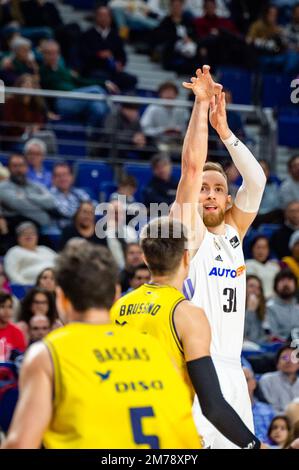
left=191, top=77, right=197, bottom=83
left=202, top=65, right=210, bottom=74
left=210, top=95, right=216, bottom=109
left=215, top=83, right=223, bottom=94
left=196, top=68, right=202, bottom=77
left=182, top=82, right=193, bottom=89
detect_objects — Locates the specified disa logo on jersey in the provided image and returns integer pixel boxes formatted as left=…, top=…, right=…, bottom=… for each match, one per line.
left=209, top=265, right=246, bottom=278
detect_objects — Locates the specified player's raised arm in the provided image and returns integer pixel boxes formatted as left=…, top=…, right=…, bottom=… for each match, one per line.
left=174, top=302, right=262, bottom=449
left=209, top=92, right=266, bottom=240
left=170, top=65, right=222, bottom=257
left=1, top=343, right=53, bottom=449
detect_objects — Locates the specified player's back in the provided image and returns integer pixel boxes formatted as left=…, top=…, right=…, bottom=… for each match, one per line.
left=110, top=283, right=187, bottom=381
left=184, top=224, right=246, bottom=361
left=43, top=322, right=200, bottom=449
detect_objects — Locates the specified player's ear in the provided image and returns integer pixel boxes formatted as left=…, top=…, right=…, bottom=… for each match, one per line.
left=183, top=249, right=190, bottom=269
left=114, top=283, right=122, bottom=302
left=226, top=194, right=232, bottom=209
left=55, top=286, right=71, bottom=321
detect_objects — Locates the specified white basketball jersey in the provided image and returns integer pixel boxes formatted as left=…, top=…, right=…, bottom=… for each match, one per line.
left=184, top=224, right=246, bottom=361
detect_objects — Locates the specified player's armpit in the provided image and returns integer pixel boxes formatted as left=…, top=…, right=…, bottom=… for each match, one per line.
left=1, top=342, right=53, bottom=449
left=173, top=301, right=211, bottom=361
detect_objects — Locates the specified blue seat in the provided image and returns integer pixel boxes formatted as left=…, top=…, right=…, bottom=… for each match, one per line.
left=262, top=74, right=294, bottom=108
left=99, top=181, right=118, bottom=202
left=218, top=67, right=252, bottom=105
left=0, top=362, right=18, bottom=433
left=278, top=112, right=299, bottom=147
left=74, top=161, right=114, bottom=200
left=10, top=285, right=33, bottom=300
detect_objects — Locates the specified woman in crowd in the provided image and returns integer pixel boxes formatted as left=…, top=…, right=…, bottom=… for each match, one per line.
left=244, top=275, right=268, bottom=345
left=17, top=287, right=60, bottom=341
left=246, top=236, right=280, bottom=299
left=35, top=267, right=56, bottom=293
left=267, top=415, right=292, bottom=448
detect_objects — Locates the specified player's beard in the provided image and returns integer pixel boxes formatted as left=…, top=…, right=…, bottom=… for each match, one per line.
left=203, top=208, right=226, bottom=227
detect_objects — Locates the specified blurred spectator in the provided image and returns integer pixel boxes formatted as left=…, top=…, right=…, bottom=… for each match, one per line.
left=244, top=275, right=268, bottom=345
left=267, top=415, right=292, bottom=448
left=110, top=0, right=160, bottom=38
left=50, top=163, right=92, bottom=228
left=224, top=0, right=262, bottom=33
left=247, top=5, right=299, bottom=74
left=246, top=236, right=280, bottom=299
left=281, top=230, right=299, bottom=284
left=0, top=1, right=24, bottom=29
left=110, top=175, right=138, bottom=210
left=20, top=0, right=62, bottom=34
left=186, top=0, right=230, bottom=18
left=287, top=420, right=299, bottom=449
left=127, top=263, right=151, bottom=292
left=271, top=201, right=299, bottom=260
left=266, top=270, right=299, bottom=341
left=35, top=267, right=56, bottom=293
left=0, top=262, right=11, bottom=294
left=0, top=214, right=14, bottom=256
left=60, top=201, right=107, bottom=250
left=105, top=199, right=138, bottom=270
left=280, top=155, right=299, bottom=209
left=193, top=0, right=245, bottom=67
left=119, top=242, right=144, bottom=292
left=17, top=286, right=59, bottom=341
left=0, top=292, right=26, bottom=361
left=253, top=159, right=283, bottom=227
left=141, top=81, right=189, bottom=146
left=28, top=314, right=50, bottom=344
left=80, top=5, right=137, bottom=92
left=0, top=163, right=10, bottom=182
left=1, top=74, right=56, bottom=152
left=101, top=103, right=148, bottom=159
left=39, top=40, right=109, bottom=128
left=4, top=222, right=56, bottom=285
left=0, top=36, right=39, bottom=84
left=153, top=0, right=201, bottom=74
left=143, top=154, right=178, bottom=208
left=0, top=154, right=56, bottom=229
left=24, top=138, right=52, bottom=189
left=284, top=4, right=299, bottom=53
left=243, top=367, right=275, bottom=443
left=259, top=344, right=299, bottom=414
left=286, top=399, right=299, bottom=427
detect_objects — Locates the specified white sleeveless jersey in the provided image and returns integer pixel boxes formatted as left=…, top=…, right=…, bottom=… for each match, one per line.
left=184, top=224, right=246, bottom=361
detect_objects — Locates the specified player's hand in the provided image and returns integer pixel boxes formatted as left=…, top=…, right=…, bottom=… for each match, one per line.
left=209, top=91, right=231, bottom=140
left=183, top=65, right=222, bottom=102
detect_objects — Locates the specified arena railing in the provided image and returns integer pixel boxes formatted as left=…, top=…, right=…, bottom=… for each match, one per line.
left=1, top=86, right=277, bottom=170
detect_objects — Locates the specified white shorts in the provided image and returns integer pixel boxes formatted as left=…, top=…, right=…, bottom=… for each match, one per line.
left=193, top=356, right=254, bottom=449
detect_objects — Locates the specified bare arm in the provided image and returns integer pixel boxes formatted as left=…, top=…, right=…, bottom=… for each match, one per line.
left=170, top=66, right=222, bottom=257
left=210, top=92, right=266, bottom=239
left=174, top=301, right=261, bottom=449
left=1, top=342, right=53, bottom=449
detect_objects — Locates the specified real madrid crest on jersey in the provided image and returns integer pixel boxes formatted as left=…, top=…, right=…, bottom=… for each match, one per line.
left=229, top=235, right=240, bottom=249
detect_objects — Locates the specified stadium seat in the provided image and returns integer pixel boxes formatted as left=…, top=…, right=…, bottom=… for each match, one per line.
left=10, top=285, right=33, bottom=300
left=0, top=362, right=18, bottom=433
left=262, top=73, right=294, bottom=108
left=74, top=161, right=114, bottom=200
left=218, top=67, right=252, bottom=105
left=278, top=112, right=299, bottom=147
left=99, top=181, right=118, bottom=202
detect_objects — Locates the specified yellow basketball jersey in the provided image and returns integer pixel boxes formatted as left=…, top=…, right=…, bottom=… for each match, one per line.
left=43, top=322, right=201, bottom=449
left=110, top=284, right=188, bottom=383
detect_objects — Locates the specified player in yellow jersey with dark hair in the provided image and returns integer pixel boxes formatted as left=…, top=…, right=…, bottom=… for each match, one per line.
left=111, top=217, right=263, bottom=449
left=2, top=240, right=201, bottom=449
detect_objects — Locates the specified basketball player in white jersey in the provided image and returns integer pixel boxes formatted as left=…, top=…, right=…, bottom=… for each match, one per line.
left=171, top=65, right=266, bottom=449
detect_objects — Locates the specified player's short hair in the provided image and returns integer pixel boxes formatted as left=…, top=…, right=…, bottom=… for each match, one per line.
left=55, top=241, right=118, bottom=312
left=140, top=217, right=187, bottom=276
left=203, top=162, right=228, bottom=183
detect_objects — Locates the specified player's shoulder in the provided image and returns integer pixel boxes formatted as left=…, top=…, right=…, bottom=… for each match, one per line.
left=174, top=299, right=207, bottom=324
left=21, top=340, right=52, bottom=377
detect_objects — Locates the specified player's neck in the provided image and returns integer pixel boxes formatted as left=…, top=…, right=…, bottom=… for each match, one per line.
left=71, top=308, right=111, bottom=325
left=150, top=274, right=183, bottom=292
left=207, top=221, right=226, bottom=236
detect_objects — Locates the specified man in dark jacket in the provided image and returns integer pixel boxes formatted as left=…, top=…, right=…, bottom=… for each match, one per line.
left=80, top=5, right=137, bottom=92
left=271, top=200, right=299, bottom=259
left=143, top=154, right=179, bottom=208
